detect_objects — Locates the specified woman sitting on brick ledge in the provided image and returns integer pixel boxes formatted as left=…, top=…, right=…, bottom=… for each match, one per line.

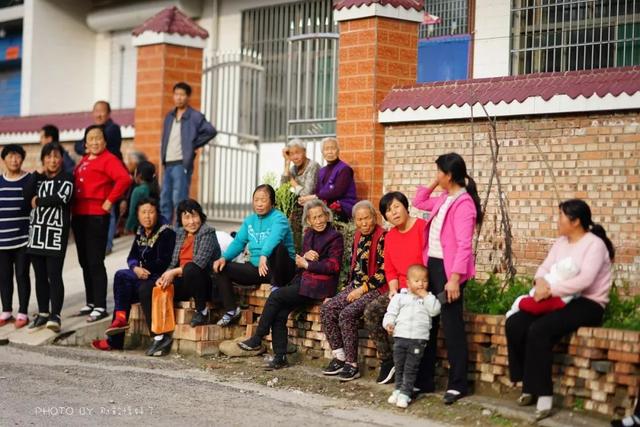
left=144, top=199, right=220, bottom=357
left=238, top=199, right=344, bottom=370
left=506, top=199, right=614, bottom=421
left=363, top=191, right=427, bottom=387
left=212, top=184, right=297, bottom=327
left=91, top=197, right=175, bottom=351
left=320, top=200, right=386, bottom=381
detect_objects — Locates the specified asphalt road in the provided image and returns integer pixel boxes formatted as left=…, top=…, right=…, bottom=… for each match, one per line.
left=0, top=344, right=445, bottom=427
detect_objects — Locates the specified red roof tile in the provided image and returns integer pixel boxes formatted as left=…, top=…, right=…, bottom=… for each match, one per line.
left=334, top=0, right=423, bottom=11
left=0, top=109, right=135, bottom=134
left=379, top=66, right=640, bottom=112
left=132, top=6, right=208, bottom=39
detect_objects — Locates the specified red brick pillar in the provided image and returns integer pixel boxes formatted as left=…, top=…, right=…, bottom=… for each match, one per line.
left=334, top=1, right=422, bottom=207
left=132, top=6, right=209, bottom=199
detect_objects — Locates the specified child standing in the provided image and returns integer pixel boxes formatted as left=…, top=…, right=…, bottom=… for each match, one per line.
left=383, top=264, right=441, bottom=408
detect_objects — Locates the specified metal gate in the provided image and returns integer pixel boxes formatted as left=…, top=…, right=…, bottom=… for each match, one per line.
left=286, top=33, right=339, bottom=161
left=199, top=51, right=265, bottom=221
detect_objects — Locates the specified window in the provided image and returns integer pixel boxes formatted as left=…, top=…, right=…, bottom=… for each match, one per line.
left=241, top=0, right=335, bottom=143
left=419, top=0, right=470, bottom=39
left=511, top=0, right=640, bottom=75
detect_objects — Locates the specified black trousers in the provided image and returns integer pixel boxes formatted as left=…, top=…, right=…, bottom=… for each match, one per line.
left=72, top=215, right=109, bottom=309
left=394, top=337, right=428, bottom=395
left=32, top=254, right=65, bottom=317
left=108, top=274, right=157, bottom=350
left=213, top=242, right=296, bottom=312
left=415, top=257, right=469, bottom=394
left=0, top=246, right=31, bottom=314
left=253, top=280, right=313, bottom=356
left=505, top=297, right=604, bottom=396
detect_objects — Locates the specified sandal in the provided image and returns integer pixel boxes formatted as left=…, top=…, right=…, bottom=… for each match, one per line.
left=75, top=305, right=94, bottom=317
left=86, top=308, right=109, bottom=323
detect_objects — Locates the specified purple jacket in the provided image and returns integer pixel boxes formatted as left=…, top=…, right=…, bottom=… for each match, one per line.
left=298, top=225, right=344, bottom=299
left=316, top=160, right=357, bottom=218
left=413, top=186, right=477, bottom=283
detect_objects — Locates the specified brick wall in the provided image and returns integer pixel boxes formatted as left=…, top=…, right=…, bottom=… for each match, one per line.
left=127, top=285, right=640, bottom=417
left=383, top=112, right=640, bottom=291
left=134, top=44, right=203, bottom=198
left=336, top=17, right=418, bottom=207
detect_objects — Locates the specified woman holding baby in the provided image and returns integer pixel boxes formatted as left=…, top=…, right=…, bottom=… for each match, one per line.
left=505, top=199, right=615, bottom=421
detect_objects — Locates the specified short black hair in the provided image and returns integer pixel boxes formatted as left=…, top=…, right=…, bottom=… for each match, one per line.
left=253, top=184, right=276, bottom=206
left=84, top=124, right=106, bottom=140
left=1, top=144, right=26, bottom=161
left=176, top=198, right=207, bottom=227
left=40, top=142, right=65, bottom=162
left=41, top=124, right=59, bottom=142
left=136, top=197, right=160, bottom=215
left=379, top=191, right=409, bottom=217
left=173, top=82, right=192, bottom=97
left=94, top=100, right=111, bottom=113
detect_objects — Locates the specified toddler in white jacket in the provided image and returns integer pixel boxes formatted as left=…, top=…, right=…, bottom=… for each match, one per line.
left=383, top=264, right=441, bottom=408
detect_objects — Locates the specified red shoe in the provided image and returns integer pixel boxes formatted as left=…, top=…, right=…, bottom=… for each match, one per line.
left=0, top=316, right=14, bottom=327
left=14, top=315, right=29, bottom=329
left=104, top=317, right=129, bottom=336
left=91, top=339, right=112, bottom=351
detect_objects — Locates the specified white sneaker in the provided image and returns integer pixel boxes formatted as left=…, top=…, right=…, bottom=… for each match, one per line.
left=396, top=393, right=411, bottom=408
left=387, top=390, right=400, bottom=404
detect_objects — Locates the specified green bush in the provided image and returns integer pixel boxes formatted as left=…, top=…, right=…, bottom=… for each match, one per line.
left=464, top=275, right=532, bottom=315
left=261, top=172, right=297, bottom=218
left=464, top=275, right=640, bottom=331
left=333, top=219, right=356, bottom=291
left=603, top=282, right=640, bottom=331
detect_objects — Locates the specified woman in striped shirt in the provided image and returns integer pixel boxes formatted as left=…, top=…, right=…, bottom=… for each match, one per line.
left=0, top=144, right=32, bottom=329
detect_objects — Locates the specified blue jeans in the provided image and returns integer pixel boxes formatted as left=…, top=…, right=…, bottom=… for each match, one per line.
left=160, top=163, right=191, bottom=223
left=106, top=206, right=117, bottom=252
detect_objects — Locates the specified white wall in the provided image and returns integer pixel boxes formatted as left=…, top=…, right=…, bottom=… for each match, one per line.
left=21, top=0, right=97, bottom=115
left=109, top=30, right=137, bottom=109
left=472, top=0, right=511, bottom=78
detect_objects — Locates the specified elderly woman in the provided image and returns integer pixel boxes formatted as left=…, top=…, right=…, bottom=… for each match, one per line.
left=506, top=199, right=614, bottom=420
left=25, top=142, right=74, bottom=333
left=320, top=200, right=385, bottom=381
left=91, top=198, right=176, bottom=351
left=142, top=199, right=220, bottom=357
left=281, top=138, right=320, bottom=251
left=363, top=192, right=427, bottom=386
left=299, top=137, right=357, bottom=221
left=72, top=124, right=132, bottom=322
left=238, top=199, right=344, bottom=370
left=212, top=184, right=296, bottom=327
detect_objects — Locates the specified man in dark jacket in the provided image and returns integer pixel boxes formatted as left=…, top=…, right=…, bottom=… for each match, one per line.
left=74, top=101, right=122, bottom=159
left=159, top=82, right=217, bottom=223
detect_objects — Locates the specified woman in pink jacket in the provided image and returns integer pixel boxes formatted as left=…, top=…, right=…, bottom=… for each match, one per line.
left=412, top=152, right=483, bottom=405
left=506, top=199, right=614, bottom=421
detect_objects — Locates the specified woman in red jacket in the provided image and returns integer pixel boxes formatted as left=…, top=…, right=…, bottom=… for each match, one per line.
left=73, top=125, right=131, bottom=322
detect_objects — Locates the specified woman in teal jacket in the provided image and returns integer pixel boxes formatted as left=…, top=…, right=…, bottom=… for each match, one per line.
left=212, top=184, right=296, bottom=326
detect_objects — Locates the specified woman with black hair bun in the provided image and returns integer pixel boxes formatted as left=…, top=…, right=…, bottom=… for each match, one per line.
left=412, top=152, right=482, bottom=404
left=506, top=198, right=614, bottom=420
left=212, top=184, right=297, bottom=327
